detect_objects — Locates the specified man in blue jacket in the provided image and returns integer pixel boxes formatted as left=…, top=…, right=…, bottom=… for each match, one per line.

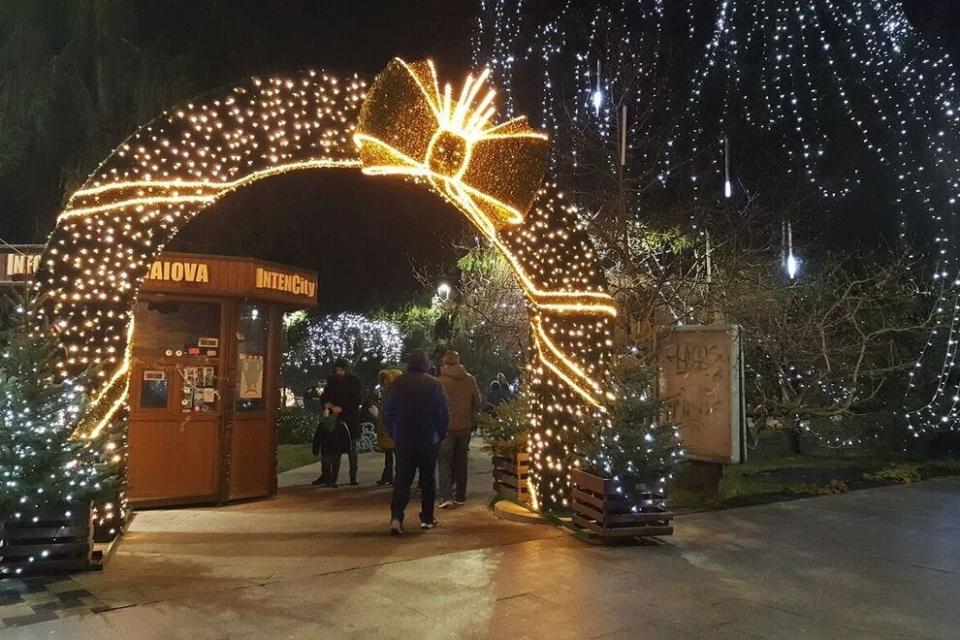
left=383, top=350, right=449, bottom=535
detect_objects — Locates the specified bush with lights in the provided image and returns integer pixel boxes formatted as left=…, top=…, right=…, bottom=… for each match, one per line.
left=580, top=355, right=684, bottom=505
left=0, top=296, right=114, bottom=524
left=284, top=311, right=404, bottom=390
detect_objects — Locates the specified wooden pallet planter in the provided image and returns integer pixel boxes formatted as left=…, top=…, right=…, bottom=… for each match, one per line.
left=492, top=451, right=531, bottom=504
left=92, top=501, right=126, bottom=544
left=1, top=504, right=102, bottom=576
left=570, top=468, right=674, bottom=543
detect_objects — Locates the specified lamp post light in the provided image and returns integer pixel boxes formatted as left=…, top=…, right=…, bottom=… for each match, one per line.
left=436, top=282, right=452, bottom=302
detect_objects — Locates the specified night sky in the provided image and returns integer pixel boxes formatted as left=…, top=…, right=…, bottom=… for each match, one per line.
left=154, top=1, right=478, bottom=313
left=2, top=1, right=960, bottom=313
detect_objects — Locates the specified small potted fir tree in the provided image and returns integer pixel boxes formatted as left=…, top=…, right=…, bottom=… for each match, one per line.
left=478, top=393, right=531, bottom=504
left=571, top=356, right=684, bottom=542
left=0, top=296, right=115, bottom=575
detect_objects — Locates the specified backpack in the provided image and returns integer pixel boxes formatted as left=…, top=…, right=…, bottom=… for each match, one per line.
left=311, top=412, right=339, bottom=455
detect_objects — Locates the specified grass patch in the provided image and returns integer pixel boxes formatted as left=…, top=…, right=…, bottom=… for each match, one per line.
left=277, top=443, right=317, bottom=473
left=669, top=454, right=960, bottom=510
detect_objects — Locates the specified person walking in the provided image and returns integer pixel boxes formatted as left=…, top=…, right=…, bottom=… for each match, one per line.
left=374, top=368, right=403, bottom=486
left=321, top=358, right=364, bottom=485
left=437, top=351, right=481, bottom=508
left=383, top=350, right=449, bottom=535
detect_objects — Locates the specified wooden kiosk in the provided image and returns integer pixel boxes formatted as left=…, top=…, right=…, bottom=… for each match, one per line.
left=126, top=251, right=317, bottom=508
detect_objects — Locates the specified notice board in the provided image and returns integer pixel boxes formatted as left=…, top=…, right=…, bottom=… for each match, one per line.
left=657, top=325, right=746, bottom=464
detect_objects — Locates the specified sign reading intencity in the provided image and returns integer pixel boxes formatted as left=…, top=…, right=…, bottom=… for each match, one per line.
left=254, top=266, right=316, bottom=298
left=0, top=246, right=43, bottom=283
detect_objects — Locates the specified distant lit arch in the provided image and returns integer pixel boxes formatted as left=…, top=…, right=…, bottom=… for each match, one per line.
left=35, top=59, right=616, bottom=510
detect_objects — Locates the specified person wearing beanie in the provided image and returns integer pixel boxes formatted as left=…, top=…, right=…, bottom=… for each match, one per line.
left=437, top=351, right=481, bottom=508
left=383, top=350, right=449, bottom=534
left=320, top=357, right=364, bottom=485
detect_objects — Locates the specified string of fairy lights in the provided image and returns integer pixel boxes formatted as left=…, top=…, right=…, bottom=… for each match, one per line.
left=30, top=57, right=617, bottom=514
left=474, top=0, right=960, bottom=436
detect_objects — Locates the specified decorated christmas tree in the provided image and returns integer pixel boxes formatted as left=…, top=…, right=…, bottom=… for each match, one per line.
left=581, top=355, right=684, bottom=506
left=0, top=295, right=112, bottom=524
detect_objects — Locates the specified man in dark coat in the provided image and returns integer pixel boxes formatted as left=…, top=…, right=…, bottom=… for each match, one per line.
left=320, top=358, right=364, bottom=485
left=383, top=350, right=449, bottom=534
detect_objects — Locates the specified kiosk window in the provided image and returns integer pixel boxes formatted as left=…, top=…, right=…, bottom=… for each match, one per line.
left=132, top=301, right=221, bottom=358
left=236, top=304, right=267, bottom=412
left=140, top=370, right=169, bottom=408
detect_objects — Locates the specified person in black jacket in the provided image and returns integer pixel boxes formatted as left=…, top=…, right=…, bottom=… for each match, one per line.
left=307, top=383, right=352, bottom=488
left=383, top=350, right=449, bottom=535
left=320, top=358, right=364, bottom=485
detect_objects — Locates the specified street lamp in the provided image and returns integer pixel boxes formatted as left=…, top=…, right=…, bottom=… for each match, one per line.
left=437, top=282, right=452, bottom=302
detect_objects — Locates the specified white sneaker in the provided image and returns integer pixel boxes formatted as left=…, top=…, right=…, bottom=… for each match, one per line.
left=420, top=519, right=439, bottom=530
left=390, top=519, right=403, bottom=535
left=453, top=499, right=465, bottom=506
left=438, top=500, right=455, bottom=509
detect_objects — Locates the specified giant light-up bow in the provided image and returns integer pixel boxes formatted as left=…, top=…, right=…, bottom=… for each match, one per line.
left=354, top=58, right=549, bottom=235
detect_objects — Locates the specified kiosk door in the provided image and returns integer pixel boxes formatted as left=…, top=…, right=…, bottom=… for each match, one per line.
left=127, top=300, right=225, bottom=507
left=225, top=303, right=277, bottom=500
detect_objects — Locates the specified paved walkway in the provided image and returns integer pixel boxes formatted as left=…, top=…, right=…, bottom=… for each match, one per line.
left=1, top=448, right=958, bottom=639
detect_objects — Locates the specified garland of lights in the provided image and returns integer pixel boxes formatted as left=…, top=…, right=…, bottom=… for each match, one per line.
left=33, top=58, right=617, bottom=511
left=475, top=0, right=960, bottom=435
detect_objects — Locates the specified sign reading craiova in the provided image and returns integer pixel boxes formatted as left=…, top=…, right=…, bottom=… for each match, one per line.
left=254, top=267, right=316, bottom=298
left=146, top=259, right=210, bottom=283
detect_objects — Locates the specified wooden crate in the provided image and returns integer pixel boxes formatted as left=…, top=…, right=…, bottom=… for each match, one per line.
left=1, top=505, right=103, bottom=576
left=492, top=451, right=531, bottom=504
left=570, top=468, right=674, bottom=542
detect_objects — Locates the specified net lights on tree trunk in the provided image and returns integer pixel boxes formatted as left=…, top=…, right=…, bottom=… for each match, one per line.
left=32, top=58, right=618, bottom=512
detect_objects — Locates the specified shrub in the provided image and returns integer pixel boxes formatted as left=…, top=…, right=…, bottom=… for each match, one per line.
left=924, top=460, right=960, bottom=476
left=478, top=394, right=530, bottom=457
left=791, top=480, right=849, bottom=496
left=277, top=407, right=315, bottom=444
left=864, top=463, right=922, bottom=484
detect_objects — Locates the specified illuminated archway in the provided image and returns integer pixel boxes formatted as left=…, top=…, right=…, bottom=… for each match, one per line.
left=35, top=58, right=616, bottom=510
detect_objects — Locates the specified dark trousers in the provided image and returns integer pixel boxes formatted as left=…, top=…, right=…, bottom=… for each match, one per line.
left=381, top=449, right=395, bottom=483
left=390, top=444, right=439, bottom=524
left=438, top=431, right=470, bottom=502
left=347, top=439, right=359, bottom=482
left=321, top=452, right=341, bottom=484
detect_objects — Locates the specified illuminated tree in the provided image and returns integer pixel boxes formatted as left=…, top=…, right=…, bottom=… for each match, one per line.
left=285, top=312, right=404, bottom=387
left=476, top=0, right=960, bottom=436
left=440, top=244, right=530, bottom=383
left=0, top=296, right=114, bottom=536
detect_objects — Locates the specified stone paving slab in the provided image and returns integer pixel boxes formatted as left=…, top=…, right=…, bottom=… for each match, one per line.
left=0, top=577, right=108, bottom=630
left=0, top=452, right=956, bottom=639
